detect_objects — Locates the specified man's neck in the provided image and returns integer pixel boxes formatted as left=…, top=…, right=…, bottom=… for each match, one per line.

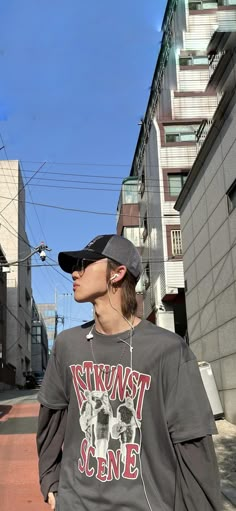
left=93, top=302, right=139, bottom=335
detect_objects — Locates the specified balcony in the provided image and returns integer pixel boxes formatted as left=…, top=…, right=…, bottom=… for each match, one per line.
left=207, top=45, right=233, bottom=90
left=208, top=51, right=225, bottom=78
left=196, top=118, right=213, bottom=150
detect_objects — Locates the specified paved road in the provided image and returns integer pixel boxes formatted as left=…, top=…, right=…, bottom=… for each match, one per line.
left=0, top=389, right=235, bottom=510
left=0, top=389, right=48, bottom=511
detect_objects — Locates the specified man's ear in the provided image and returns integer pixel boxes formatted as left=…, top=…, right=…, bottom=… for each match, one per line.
left=109, top=265, right=127, bottom=283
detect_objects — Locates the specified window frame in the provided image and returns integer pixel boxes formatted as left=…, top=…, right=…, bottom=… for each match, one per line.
left=164, top=125, right=199, bottom=144
left=188, top=0, right=218, bottom=10
left=163, top=168, right=190, bottom=201
left=168, top=172, right=189, bottom=198
left=166, top=225, right=183, bottom=260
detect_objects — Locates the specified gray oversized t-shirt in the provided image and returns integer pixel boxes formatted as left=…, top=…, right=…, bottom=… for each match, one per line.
left=38, top=320, right=217, bottom=510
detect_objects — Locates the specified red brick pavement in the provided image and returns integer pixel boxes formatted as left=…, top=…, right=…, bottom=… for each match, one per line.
left=0, top=402, right=49, bottom=511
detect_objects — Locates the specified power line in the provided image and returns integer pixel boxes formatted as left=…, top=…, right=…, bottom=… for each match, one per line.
left=0, top=220, right=34, bottom=250
left=20, top=161, right=59, bottom=296
left=0, top=161, right=46, bottom=215
left=1, top=181, right=182, bottom=194
left=0, top=167, right=191, bottom=183
left=21, top=159, right=132, bottom=167
left=0, top=194, right=180, bottom=219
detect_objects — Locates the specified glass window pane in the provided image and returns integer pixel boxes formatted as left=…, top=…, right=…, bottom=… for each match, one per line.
left=179, top=57, right=192, bottom=66
left=166, top=134, right=179, bottom=142
left=123, top=184, right=138, bottom=204
left=192, top=56, right=209, bottom=65
left=168, top=175, right=182, bottom=196
left=180, top=132, right=196, bottom=142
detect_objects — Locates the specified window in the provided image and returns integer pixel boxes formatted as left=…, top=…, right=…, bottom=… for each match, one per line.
left=164, top=125, right=199, bottom=143
left=142, top=213, right=148, bottom=242
left=32, top=324, right=41, bottom=344
left=227, top=179, right=236, bottom=214
left=122, top=178, right=138, bottom=204
left=25, top=289, right=31, bottom=310
left=168, top=173, right=188, bottom=197
left=171, top=230, right=183, bottom=256
left=219, top=0, right=236, bottom=4
left=143, top=264, right=150, bottom=290
left=138, top=167, right=145, bottom=197
left=179, top=55, right=209, bottom=66
left=25, top=323, right=31, bottom=351
left=188, top=0, right=217, bottom=9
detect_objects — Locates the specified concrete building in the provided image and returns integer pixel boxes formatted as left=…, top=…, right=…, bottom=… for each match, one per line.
left=37, top=303, right=57, bottom=353
left=116, top=177, right=144, bottom=317
left=175, top=27, right=236, bottom=423
left=0, top=160, right=32, bottom=386
left=117, top=0, right=225, bottom=336
left=31, top=298, right=48, bottom=374
left=0, top=246, right=16, bottom=388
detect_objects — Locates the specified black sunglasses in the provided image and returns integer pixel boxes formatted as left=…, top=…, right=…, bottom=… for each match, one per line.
left=71, top=258, right=105, bottom=275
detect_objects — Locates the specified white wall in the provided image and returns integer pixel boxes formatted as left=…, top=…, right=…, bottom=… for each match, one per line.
left=0, top=160, right=32, bottom=385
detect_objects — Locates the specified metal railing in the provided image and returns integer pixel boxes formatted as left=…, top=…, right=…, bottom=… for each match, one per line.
left=196, top=118, right=213, bottom=150
left=208, top=51, right=225, bottom=79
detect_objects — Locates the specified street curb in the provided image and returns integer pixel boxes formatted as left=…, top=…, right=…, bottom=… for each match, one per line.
left=221, top=479, right=236, bottom=507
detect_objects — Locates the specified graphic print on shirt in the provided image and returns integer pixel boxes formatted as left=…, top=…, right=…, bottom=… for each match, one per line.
left=70, top=362, right=151, bottom=482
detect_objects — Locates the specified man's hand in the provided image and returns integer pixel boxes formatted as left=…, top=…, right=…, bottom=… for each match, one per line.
left=48, top=492, right=56, bottom=510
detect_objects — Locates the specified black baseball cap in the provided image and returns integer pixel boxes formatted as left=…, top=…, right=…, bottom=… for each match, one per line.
left=58, top=234, right=142, bottom=281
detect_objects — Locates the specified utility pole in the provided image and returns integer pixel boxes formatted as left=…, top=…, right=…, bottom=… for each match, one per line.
left=54, top=288, right=65, bottom=340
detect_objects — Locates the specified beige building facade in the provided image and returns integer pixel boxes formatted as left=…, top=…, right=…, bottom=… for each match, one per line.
left=0, top=160, right=32, bottom=386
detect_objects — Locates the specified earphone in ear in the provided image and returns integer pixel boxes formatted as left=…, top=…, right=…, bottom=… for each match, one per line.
left=110, top=273, right=119, bottom=281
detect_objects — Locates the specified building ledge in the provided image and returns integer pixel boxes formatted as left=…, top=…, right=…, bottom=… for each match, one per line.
left=179, top=64, right=209, bottom=71
left=174, top=90, right=216, bottom=97
left=189, top=8, right=218, bottom=14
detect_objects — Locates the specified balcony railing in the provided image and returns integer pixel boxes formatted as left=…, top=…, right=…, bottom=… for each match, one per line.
left=208, top=51, right=225, bottom=78
left=196, top=118, right=213, bottom=150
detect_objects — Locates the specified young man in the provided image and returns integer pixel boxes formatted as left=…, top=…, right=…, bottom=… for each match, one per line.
left=37, top=234, right=221, bottom=511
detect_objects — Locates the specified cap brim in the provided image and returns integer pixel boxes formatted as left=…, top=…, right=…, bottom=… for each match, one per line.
left=58, top=250, right=106, bottom=273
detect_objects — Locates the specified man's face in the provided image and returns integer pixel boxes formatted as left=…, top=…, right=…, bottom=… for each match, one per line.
left=72, top=258, right=108, bottom=303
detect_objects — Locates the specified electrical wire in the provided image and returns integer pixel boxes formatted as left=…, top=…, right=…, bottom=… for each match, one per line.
left=0, top=194, right=181, bottom=219
left=0, top=160, right=46, bottom=215
left=0, top=167, right=192, bottom=184
left=1, top=182, right=185, bottom=194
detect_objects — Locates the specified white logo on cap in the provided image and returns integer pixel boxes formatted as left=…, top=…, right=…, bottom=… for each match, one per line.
left=86, top=235, right=103, bottom=248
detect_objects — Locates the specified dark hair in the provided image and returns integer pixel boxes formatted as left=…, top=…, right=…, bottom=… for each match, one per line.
left=106, top=259, right=137, bottom=318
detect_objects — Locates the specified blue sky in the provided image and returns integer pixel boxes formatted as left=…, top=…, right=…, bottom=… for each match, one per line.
left=0, top=0, right=167, bottom=329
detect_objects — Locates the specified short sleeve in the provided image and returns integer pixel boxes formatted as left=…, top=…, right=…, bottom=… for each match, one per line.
left=38, top=346, right=68, bottom=410
left=166, top=358, right=217, bottom=443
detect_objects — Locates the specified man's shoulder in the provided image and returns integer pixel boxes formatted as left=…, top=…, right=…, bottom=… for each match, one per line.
left=55, top=321, right=94, bottom=347
left=140, top=319, right=184, bottom=344
left=139, top=320, right=194, bottom=361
